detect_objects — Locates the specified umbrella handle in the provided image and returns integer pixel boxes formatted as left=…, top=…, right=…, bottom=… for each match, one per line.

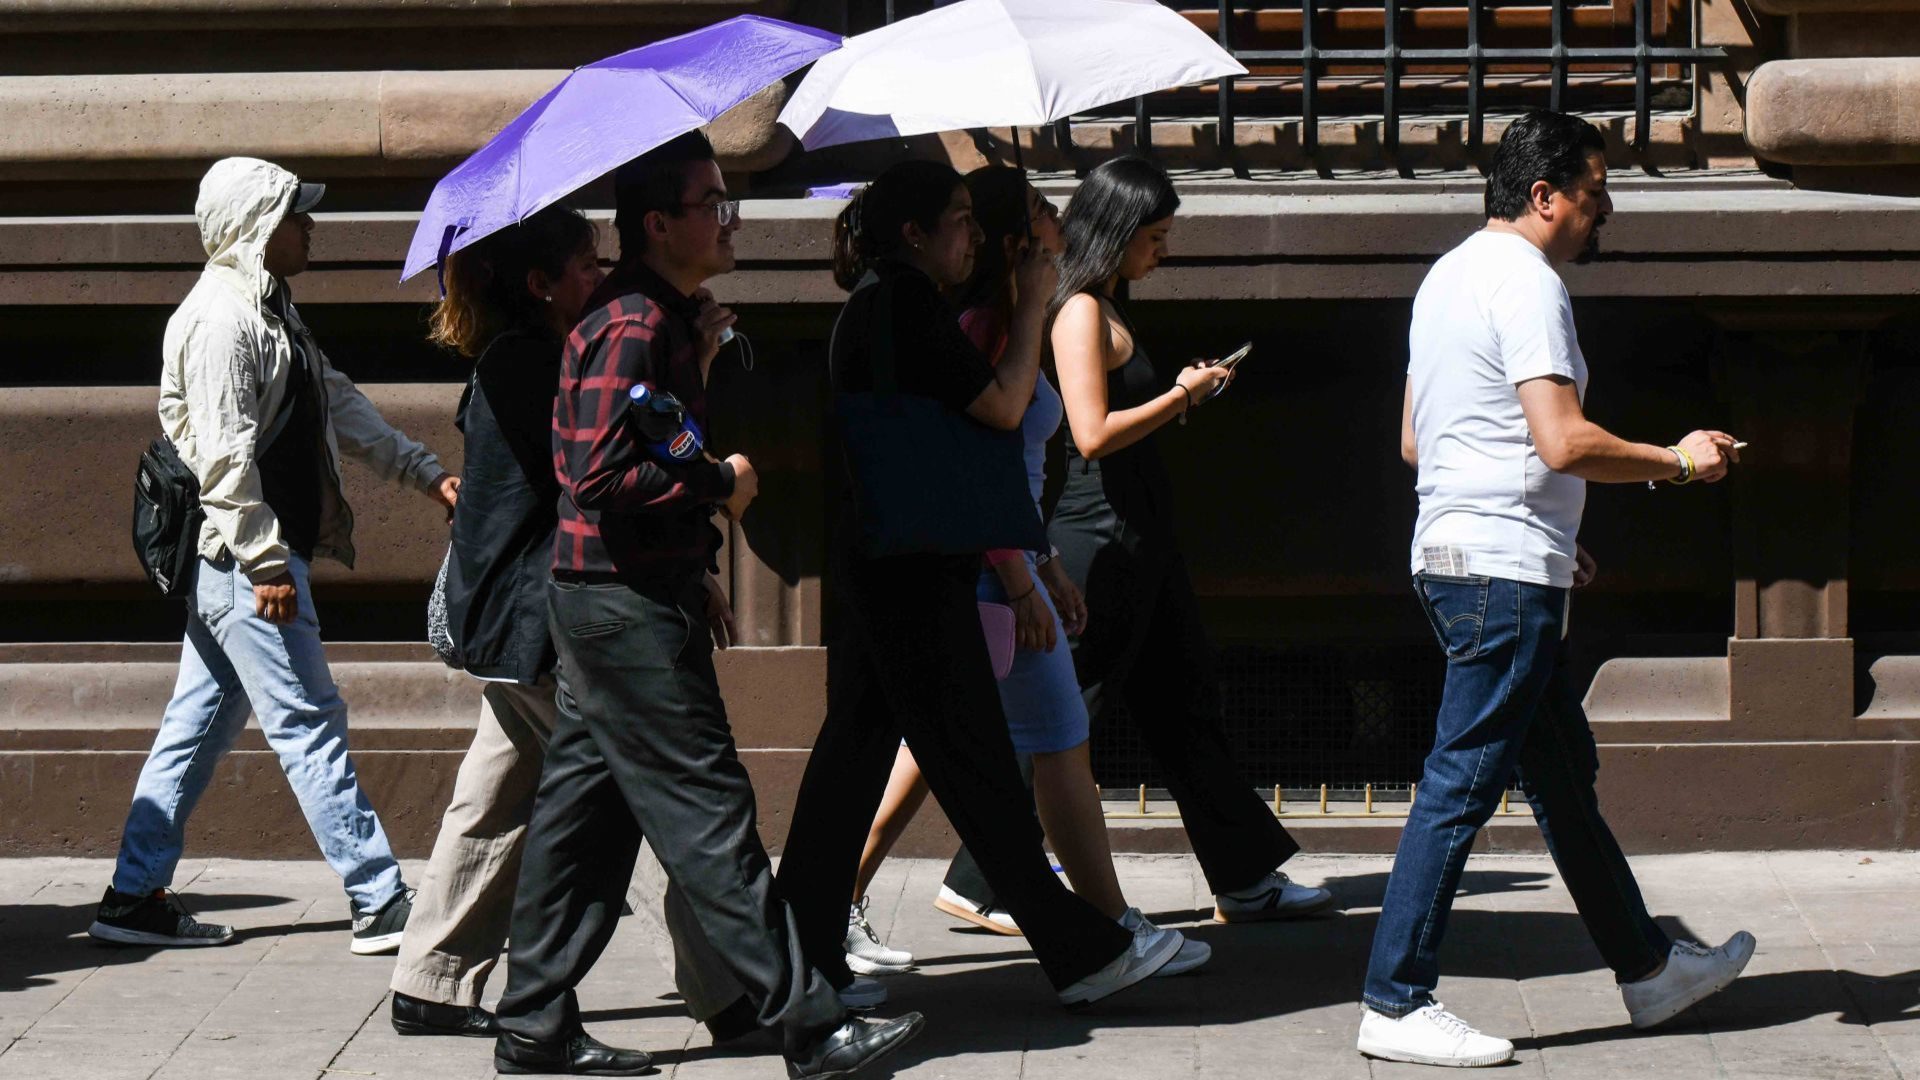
left=434, top=223, right=467, bottom=299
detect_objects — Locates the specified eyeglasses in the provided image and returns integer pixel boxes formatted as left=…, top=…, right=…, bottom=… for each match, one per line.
left=681, top=199, right=740, bottom=227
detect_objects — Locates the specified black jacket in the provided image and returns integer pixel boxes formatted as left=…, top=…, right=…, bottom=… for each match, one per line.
left=446, top=328, right=562, bottom=684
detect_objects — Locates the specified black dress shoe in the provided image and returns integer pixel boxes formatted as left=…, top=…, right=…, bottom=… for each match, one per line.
left=785, top=1013, right=925, bottom=1079
left=494, top=1028, right=654, bottom=1076
left=390, top=992, right=500, bottom=1038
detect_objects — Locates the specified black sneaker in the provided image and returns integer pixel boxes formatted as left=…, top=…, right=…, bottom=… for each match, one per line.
left=350, top=887, right=414, bottom=956
left=88, top=886, right=234, bottom=947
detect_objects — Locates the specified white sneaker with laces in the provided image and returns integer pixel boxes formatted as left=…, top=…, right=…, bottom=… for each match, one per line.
left=1621, top=931, right=1756, bottom=1029
left=1118, top=907, right=1211, bottom=977
left=933, top=884, right=1021, bottom=936
left=1212, top=870, right=1335, bottom=923
left=1356, top=1003, right=1514, bottom=1068
left=837, top=975, right=888, bottom=1010
left=844, top=896, right=914, bottom=975
left=1057, top=917, right=1180, bottom=1006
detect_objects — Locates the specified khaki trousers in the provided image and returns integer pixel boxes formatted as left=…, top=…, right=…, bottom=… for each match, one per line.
left=390, top=677, right=744, bottom=1014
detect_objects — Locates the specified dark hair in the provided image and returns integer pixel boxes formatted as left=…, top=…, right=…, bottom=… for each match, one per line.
left=830, top=159, right=964, bottom=292
left=613, top=129, right=717, bottom=258
left=1050, top=155, right=1179, bottom=314
left=954, top=166, right=1032, bottom=319
left=428, top=205, right=596, bottom=358
left=1485, top=110, right=1607, bottom=221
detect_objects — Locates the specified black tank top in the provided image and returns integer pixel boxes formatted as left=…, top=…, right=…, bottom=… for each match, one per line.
left=1059, top=293, right=1174, bottom=536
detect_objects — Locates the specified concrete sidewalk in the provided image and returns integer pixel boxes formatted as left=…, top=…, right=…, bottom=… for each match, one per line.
left=3, top=852, right=1918, bottom=1080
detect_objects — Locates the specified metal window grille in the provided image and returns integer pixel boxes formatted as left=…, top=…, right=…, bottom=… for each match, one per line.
left=1093, top=641, right=1446, bottom=797
left=874, top=0, right=1728, bottom=172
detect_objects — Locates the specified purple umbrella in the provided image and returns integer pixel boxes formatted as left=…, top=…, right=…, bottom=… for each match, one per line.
left=402, top=14, right=840, bottom=283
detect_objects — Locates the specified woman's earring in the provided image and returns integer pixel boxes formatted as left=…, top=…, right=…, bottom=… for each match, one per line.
left=543, top=295, right=554, bottom=302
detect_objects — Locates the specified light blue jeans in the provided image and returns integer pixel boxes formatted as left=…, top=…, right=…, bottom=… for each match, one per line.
left=112, top=553, right=404, bottom=915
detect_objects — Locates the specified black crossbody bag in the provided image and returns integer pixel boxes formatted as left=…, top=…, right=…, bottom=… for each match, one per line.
left=132, top=374, right=302, bottom=598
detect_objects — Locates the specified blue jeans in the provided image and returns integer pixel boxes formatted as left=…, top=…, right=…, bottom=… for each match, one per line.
left=112, top=554, right=404, bottom=915
left=1362, top=572, right=1670, bottom=1016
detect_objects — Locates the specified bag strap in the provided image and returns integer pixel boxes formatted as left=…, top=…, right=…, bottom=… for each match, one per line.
left=258, top=376, right=300, bottom=450
left=831, top=270, right=899, bottom=397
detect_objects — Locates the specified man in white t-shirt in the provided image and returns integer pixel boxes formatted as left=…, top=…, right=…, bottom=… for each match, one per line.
left=1356, top=110, right=1755, bottom=1069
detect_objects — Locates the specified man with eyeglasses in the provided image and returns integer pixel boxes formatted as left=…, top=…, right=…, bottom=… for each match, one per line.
left=490, top=130, right=923, bottom=1078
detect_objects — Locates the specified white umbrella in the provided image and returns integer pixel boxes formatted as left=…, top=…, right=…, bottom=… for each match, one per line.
left=777, top=0, right=1247, bottom=153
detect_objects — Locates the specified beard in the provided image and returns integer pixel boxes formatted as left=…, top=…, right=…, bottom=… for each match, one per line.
left=1572, top=215, right=1606, bottom=265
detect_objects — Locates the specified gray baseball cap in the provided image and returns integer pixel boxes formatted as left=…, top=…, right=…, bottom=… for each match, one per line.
left=290, top=182, right=326, bottom=214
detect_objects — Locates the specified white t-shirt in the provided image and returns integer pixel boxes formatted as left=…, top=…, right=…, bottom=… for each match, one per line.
left=1408, top=230, right=1589, bottom=588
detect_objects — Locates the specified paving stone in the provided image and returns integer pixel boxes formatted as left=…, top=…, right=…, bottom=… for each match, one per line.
left=2, top=853, right=1920, bottom=1080
left=0, top=1030, right=180, bottom=1080
left=1707, top=1030, right=1899, bottom=1079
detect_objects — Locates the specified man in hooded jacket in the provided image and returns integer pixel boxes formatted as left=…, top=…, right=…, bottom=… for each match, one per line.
left=87, top=157, right=460, bottom=955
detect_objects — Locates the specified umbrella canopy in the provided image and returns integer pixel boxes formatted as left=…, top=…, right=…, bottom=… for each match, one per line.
left=777, top=0, right=1246, bottom=151
left=403, top=14, right=841, bottom=282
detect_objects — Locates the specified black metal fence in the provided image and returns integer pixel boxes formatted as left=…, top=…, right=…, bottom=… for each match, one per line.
left=1096, top=641, right=1446, bottom=798
left=872, top=0, right=1727, bottom=170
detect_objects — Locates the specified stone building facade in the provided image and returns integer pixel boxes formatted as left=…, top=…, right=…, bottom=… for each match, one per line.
left=2, top=0, right=1917, bottom=857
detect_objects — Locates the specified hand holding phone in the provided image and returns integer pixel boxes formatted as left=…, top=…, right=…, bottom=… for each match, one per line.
left=1205, top=341, right=1253, bottom=400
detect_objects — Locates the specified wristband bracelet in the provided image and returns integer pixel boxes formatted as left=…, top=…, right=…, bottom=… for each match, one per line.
left=1176, top=384, right=1195, bottom=425
left=1668, top=445, right=1696, bottom=485
left=1007, top=583, right=1037, bottom=603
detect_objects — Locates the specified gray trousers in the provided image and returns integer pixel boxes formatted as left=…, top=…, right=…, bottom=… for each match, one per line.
left=390, top=677, right=742, bottom=1017
left=496, top=576, right=844, bottom=1055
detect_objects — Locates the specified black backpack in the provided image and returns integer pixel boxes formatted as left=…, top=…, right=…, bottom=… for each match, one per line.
left=132, top=386, right=301, bottom=598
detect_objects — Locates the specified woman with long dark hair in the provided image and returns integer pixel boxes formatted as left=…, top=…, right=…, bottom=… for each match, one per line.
left=960, top=166, right=1209, bottom=970
left=778, top=160, right=1179, bottom=1011
left=390, top=207, right=748, bottom=1043
left=1049, top=156, right=1336, bottom=923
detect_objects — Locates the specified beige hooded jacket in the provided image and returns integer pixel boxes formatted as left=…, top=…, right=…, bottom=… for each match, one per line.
left=159, top=157, right=445, bottom=582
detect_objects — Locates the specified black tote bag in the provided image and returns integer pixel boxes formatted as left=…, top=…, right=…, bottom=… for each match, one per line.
left=831, top=274, right=1045, bottom=559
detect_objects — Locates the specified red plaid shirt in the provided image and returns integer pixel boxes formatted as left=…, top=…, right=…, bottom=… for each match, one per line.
left=551, top=262, right=734, bottom=579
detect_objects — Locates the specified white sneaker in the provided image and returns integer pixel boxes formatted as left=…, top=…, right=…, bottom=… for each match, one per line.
left=1118, top=907, right=1211, bottom=977
left=1356, top=1003, right=1514, bottom=1068
left=837, top=975, right=888, bottom=1010
left=933, top=884, right=1021, bottom=936
left=1622, top=932, right=1756, bottom=1029
left=1057, top=919, right=1180, bottom=1006
left=844, top=896, right=914, bottom=975
left=1212, top=870, right=1336, bottom=923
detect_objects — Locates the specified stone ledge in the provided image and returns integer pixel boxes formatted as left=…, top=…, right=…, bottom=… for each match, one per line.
left=0, top=0, right=793, bottom=32
left=0, top=71, right=788, bottom=179
left=1747, top=0, right=1920, bottom=13
left=0, top=384, right=463, bottom=588
left=6, top=738, right=1915, bottom=857
left=0, top=644, right=827, bottom=749
left=5, top=179, right=1919, bottom=304
left=1746, top=59, right=1920, bottom=167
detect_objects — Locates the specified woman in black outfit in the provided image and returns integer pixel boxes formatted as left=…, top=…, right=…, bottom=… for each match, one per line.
left=778, top=161, right=1172, bottom=1009
left=1048, top=157, right=1336, bottom=922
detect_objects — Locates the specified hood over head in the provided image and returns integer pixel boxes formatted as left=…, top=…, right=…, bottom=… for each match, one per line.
left=195, top=156, right=302, bottom=303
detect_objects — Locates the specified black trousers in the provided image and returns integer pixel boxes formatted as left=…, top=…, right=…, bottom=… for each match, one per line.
left=1053, top=491, right=1299, bottom=896
left=940, top=754, right=1036, bottom=904
left=780, top=553, right=1131, bottom=990
left=495, top=576, right=844, bottom=1057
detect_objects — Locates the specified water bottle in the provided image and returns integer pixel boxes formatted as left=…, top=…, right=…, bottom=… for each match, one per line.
left=626, top=383, right=706, bottom=464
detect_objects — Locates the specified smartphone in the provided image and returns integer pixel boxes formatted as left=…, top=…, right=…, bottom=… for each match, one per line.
left=1215, top=341, right=1253, bottom=370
